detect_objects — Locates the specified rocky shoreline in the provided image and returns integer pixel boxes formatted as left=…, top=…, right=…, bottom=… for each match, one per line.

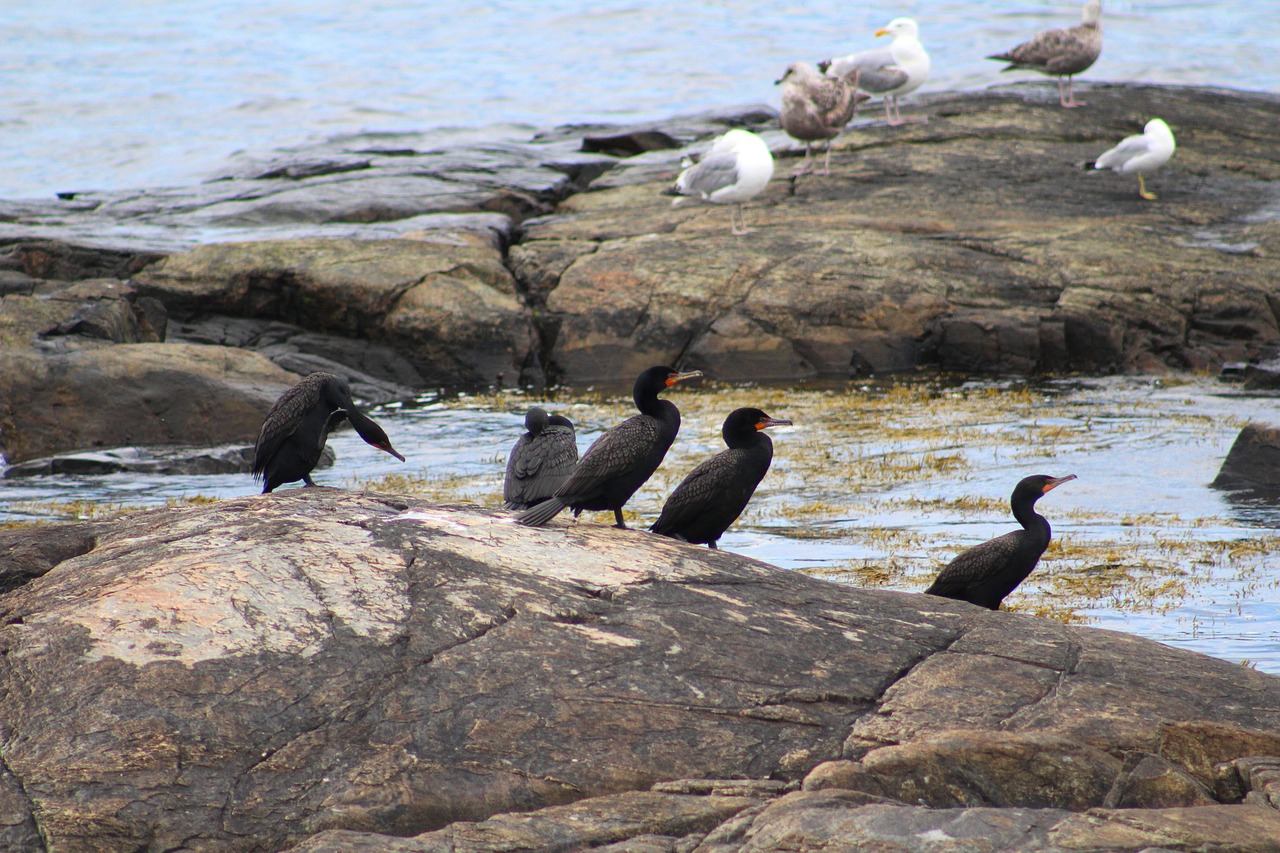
left=1, top=83, right=1280, bottom=851
left=1, top=492, right=1279, bottom=851
left=2, top=82, right=1279, bottom=464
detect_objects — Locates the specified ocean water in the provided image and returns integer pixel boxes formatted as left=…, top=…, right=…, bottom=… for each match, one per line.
left=1, top=1, right=1276, bottom=199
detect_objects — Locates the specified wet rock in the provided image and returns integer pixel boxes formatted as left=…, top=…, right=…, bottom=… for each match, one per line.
left=0, top=343, right=298, bottom=463
left=1211, top=423, right=1280, bottom=491
left=1243, top=357, right=1280, bottom=390
left=2, top=494, right=1280, bottom=850
left=0, top=443, right=306, bottom=478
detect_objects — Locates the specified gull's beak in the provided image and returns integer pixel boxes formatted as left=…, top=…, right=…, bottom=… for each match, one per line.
left=875, top=28, right=890, bottom=37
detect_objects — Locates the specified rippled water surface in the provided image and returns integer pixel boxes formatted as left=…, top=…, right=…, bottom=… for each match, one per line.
left=4, top=376, right=1279, bottom=672
left=2, top=1, right=1277, bottom=198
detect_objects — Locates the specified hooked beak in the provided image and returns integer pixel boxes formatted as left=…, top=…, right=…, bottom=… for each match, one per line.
left=756, top=417, right=793, bottom=431
left=665, top=369, right=704, bottom=388
left=378, top=443, right=406, bottom=462
left=1043, top=474, right=1077, bottom=493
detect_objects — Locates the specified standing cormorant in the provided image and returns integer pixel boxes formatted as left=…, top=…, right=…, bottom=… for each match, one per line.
left=503, top=406, right=578, bottom=510
left=252, top=372, right=405, bottom=494
left=924, top=474, right=1077, bottom=609
left=517, top=365, right=703, bottom=528
left=650, top=407, right=791, bottom=549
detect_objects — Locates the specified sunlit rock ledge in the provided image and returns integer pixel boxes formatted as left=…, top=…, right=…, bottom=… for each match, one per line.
left=1, top=490, right=1279, bottom=851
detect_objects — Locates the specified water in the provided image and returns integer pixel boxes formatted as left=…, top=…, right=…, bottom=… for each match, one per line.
left=2, top=1, right=1277, bottom=199
left=4, top=376, right=1279, bottom=672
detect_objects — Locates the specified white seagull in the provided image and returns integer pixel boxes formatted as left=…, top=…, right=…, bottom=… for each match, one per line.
left=669, top=129, right=775, bottom=235
left=1095, top=119, right=1176, bottom=200
left=987, top=0, right=1103, bottom=109
left=820, top=17, right=931, bottom=126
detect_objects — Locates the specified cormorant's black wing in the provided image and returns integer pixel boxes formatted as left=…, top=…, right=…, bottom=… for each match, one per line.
left=559, top=415, right=662, bottom=499
left=924, top=530, right=1021, bottom=597
left=252, top=378, right=323, bottom=477
left=651, top=449, right=758, bottom=535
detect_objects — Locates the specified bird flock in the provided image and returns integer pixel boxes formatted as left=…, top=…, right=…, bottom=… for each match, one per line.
left=670, top=1, right=1177, bottom=235
left=255, top=368, right=1074, bottom=612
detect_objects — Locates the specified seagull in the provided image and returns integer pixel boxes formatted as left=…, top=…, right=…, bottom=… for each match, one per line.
left=667, top=129, right=775, bottom=235
left=775, top=61, right=864, bottom=175
left=1095, top=119, right=1176, bottom=200
left=820, top=17, right=931, bottom=126
left=987, top=0, right=1103, bottom=109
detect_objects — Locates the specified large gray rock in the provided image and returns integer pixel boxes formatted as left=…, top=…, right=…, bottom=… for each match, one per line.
left=516, top=84, right=1280, bottom=382
left=1, top=492, right=1280, bottom=851
left=1213, top=423, right=1280, bottom=491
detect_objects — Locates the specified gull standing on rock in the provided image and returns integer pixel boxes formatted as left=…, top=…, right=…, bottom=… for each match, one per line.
left=820, top=17, right=931, bottom=126
left=987, top=0, right=1103, bottom=109
left=1095, top=118, right=1176, bottom=200
left=667, top=129, right=775, bottom=235
left=776, top=61, right=863, bottom=176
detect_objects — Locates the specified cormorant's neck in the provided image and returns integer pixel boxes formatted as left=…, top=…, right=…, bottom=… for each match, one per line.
left=1013, top=497, right=1050, bottom=540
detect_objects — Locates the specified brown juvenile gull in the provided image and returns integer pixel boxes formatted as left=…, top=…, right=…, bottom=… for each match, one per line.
left=775, top=61, right=865, bottom=175
left=987, top=0, right=1103, bottom=108
left=820, top=17, right=931, bottom=126
left=667, top=129, right=775, bottom=235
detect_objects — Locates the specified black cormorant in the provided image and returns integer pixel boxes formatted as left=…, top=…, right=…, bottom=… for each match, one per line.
left=924, top=473, right=1077, bottom=609
left=650, top=407, right=791, bottom=549
left=517, top=365, right=703, bottom=528
left=503, top=407, right=578, bottom=510
left=252, top=372, right=405, bottom=494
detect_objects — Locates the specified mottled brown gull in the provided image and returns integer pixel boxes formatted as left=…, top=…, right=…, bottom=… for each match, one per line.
left=775, top=61, right=865, bottom=176
left=987, top=0, right=1103, bottom=108
left=667, top=129, right=775, bottom=235
left=820, top=17, right=931, bottom=126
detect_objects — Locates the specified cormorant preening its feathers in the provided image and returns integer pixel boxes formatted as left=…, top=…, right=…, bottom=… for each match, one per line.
left=503, top=406, right=578, bottom=510
left=252, top=372, right=404, bottom=494
left=517, top=365, right=702, bottom=528
left=925, top=474, right=1076, bottom=609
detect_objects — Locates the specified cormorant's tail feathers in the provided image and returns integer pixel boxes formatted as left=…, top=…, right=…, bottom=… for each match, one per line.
left=517, top=497, right=568, bottom=527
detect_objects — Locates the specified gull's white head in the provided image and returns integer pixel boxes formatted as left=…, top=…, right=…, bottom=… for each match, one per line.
left=875, top=18, right=920, bottom=40
left=1083, top=1, right=1102, bottom=27
left=1144, top=118, right=1173, bottom=142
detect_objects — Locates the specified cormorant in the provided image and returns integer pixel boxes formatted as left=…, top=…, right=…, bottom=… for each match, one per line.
left=252, top=372, right=405, bottom=494
left=924, top=474, right=1077, bottom=609
left=517, top=365, right=703, bottom=528
left=650, top=407, right=791, bottom=549
left=503, top=406, right=578, bottom=510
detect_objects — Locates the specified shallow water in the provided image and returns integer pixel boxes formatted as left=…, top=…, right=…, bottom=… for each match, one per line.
left=2, top=1, right=1278, bottom=199
left=4, top=375, right=1279, bottom=672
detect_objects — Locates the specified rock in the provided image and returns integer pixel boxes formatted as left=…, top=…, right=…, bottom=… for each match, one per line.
left=132, top=236, right=531, bottom=387
left=803, top=730, right=1122, bottom=810
left=1243, top=358, right=1280, bottom=390
left=519, top=85, right=1280, bottom=381
left=0, top=443, right=304, bottom=478
left=2, top=494, right=1280, bottom=850
left=1211, top=423, right=1280, bottom=491
left=0, top=343, right=298, bottom=463
left=1101, top=753, right=1217, bottom=809
left=0, top=522, right=98, bottom=594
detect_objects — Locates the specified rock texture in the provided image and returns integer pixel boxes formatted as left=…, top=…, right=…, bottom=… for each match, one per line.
left=1, top=492, right=1279, bottom=851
